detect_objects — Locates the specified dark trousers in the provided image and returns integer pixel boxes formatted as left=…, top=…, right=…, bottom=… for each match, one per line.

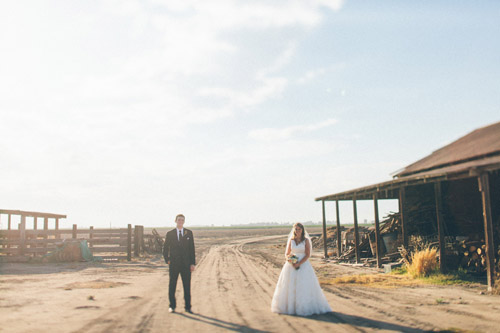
left=169, top=264, right=191, bottom=310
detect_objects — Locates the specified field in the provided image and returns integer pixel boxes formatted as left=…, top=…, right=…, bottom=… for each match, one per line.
left=1, top=227, right=499, bottom=332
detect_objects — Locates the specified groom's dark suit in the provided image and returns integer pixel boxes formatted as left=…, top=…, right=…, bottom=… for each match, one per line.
left=163, top=228, right=195, bottom=311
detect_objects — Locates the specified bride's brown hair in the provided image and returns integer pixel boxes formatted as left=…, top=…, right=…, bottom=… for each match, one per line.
left=293, top=223, right=305, bottom=244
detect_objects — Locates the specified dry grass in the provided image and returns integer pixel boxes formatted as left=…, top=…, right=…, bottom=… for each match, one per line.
left=406, top=247, right=439, bottom=278
left=320, top=273, right=421, bottom=288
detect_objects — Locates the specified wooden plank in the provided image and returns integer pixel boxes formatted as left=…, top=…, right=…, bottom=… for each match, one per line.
left=0, top=209, right=66, bottom=219
left=399, top=186, right=408, bottom=248
left=72, top=224, right=77, bottom=239
left=87, top=238, right=127, bottom=246
left=434, top=181, right=447, bottom=273
left=478, top=173, right=496, bottom=291
left=33, top=217, right=37, bottom=230
left=127, top=224, right=132, bottom=261
left=89, top=228, right=128, bottom=234
left=89, top=233, right=129, bottom=238
left=89, top=226, right=94, bottom=248
left=335, top=201, right=341, bottom=257
left=91, top=246, right=128, bottom=253
left=322, top=200, right=328, bottom=258
left=373, top=193, right=382, bottom=268
left=353, top=199, right=360, bottom=264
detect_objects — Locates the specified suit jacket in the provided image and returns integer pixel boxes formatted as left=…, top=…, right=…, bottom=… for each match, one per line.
left=163, top=228, right=195, bottom=267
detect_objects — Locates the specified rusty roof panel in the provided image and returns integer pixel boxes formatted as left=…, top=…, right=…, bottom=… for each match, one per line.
left=395, top=121, right=500, bottom=178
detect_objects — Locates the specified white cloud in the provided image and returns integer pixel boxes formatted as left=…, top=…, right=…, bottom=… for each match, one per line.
left=249, top=118, right=338, bottom=141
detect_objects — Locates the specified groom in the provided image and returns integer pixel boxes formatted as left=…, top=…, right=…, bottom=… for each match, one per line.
left=163, top=214, right=196, bottom=314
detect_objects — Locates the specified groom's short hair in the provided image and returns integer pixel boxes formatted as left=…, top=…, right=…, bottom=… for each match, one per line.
left=175, top=214, right=185, bottom=221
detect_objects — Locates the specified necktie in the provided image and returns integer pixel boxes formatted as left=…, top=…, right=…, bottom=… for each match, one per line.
left=178, top=230, right=182, bottom=241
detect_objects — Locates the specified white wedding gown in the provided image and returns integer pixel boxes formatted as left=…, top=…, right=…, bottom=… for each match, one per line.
left=271, top=240, right=332, bottom=316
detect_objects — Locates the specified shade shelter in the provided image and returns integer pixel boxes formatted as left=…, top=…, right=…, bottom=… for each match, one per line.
left=316, top=121, right=500, bottom=290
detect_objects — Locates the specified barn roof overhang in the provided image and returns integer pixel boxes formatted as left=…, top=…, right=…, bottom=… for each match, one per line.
left=315, top=155, right=500, bottom=202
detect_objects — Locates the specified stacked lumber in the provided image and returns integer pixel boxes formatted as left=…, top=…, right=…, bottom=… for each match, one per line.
left=458, top=240, right=488, bottom=273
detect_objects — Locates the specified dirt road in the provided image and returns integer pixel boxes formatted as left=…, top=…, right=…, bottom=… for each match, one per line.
left=2, top=231, right=500, bottom=332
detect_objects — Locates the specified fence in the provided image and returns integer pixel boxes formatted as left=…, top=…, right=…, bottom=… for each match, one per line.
left=0, top=209, right=145, bottom=262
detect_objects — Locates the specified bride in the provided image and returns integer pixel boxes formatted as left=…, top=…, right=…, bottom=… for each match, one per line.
left=271, top=223, right=332, bottom=316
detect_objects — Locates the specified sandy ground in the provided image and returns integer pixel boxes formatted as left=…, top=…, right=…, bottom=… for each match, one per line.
left=1, top=228, right=500, bottom=333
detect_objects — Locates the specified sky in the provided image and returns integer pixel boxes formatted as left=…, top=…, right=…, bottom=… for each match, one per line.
left=1, top=1, right=499, bottom=229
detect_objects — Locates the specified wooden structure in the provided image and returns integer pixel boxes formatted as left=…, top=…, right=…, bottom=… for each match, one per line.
left=0, top=210, right=144, bottom=262
left=316, top=121, right=500, bottom=290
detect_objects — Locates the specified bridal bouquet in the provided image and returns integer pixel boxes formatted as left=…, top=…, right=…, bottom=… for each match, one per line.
left=287, top=254, right=300, bottom=270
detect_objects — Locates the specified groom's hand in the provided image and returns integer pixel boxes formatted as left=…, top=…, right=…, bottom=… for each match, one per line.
left=190, top=265, right=195, bottom=272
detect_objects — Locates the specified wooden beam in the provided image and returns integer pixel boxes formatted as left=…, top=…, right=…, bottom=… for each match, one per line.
left=322, top=200, right=328, bottom=258
left=0, top=210, right=66, bottom=219
left=353, top=199, right=360, bottom=264
left=127, top=224, right=132, bottom=261
left=134, top=226, right=140, bottom=257
left=434, top=181, right=447, bottom=273
left=33, top=217, right=37, bottom=230
left=373, top=193, right=382, bottom=268
left=478, top=173, right=496, bottom=291
left=19, top=216, right=26, bottom=255
left=89, top=226, right=94, bottom=248
left=335, top=200, right=341, bottom=257
left=55, top=218, right=60, bottom=239
left=399, top=186, right=408, bottom=248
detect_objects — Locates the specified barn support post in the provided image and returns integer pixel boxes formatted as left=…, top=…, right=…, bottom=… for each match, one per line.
left=399, top=187, right=408, bottom=248
left=322, top=200, right=328, bottom=258
left=353, top=198, right=360, bottom=264
left=434, top=181, right=447, bottom=273
left=373, top=193, right=382, bottom=268
left=335, top=200, right=342, bottom=257
left=478, top=173, right=496, bottom=291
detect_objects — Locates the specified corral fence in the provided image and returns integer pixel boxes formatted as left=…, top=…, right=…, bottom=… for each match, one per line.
left=0, top=209, right=145, bottom=262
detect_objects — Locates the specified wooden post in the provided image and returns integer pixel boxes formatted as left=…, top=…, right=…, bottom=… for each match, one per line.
left=139, top=226, right=144, bottom=254
left=134, top=226, right=140, bottom=257
left=373, top=193, right=382, bottom=268
left=127, top=224, right=132, bottom=261
left=89, top=226, right=94, bottom=249
left=55, top=218, right=60, bottom=239
left=44, top=218, right=49, bottom=250
left=353, top=198, right=360, bottom=264
left=434, top=181, right=447, bottom=273
left=322, top=200, right=328, bottom=258
left=335, top=200, right=341, bottom=257
left=20, top=215, right=26, bottom=255
left=72, top=224, right=77, bottom=239
left=7, top=214, right=11, bottom=249
left=399, top=187, right=408, bottom=248
left=33, top=217, right=37, bottom=230
left=478, top=173, right=496, bottom=291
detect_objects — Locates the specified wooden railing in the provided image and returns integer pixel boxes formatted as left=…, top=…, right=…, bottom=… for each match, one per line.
left=0, top=209, right=145, bottom=262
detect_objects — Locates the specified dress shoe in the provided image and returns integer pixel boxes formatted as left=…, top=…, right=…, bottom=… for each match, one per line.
left=185, top=308, right=193, bottom=314
left=168, top=307, right=175, bottom=313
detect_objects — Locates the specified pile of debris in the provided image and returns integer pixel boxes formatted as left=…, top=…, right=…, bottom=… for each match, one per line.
left=314, top=213, right=403, bottom=264
left=143, top=229, right=164, bottom=254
